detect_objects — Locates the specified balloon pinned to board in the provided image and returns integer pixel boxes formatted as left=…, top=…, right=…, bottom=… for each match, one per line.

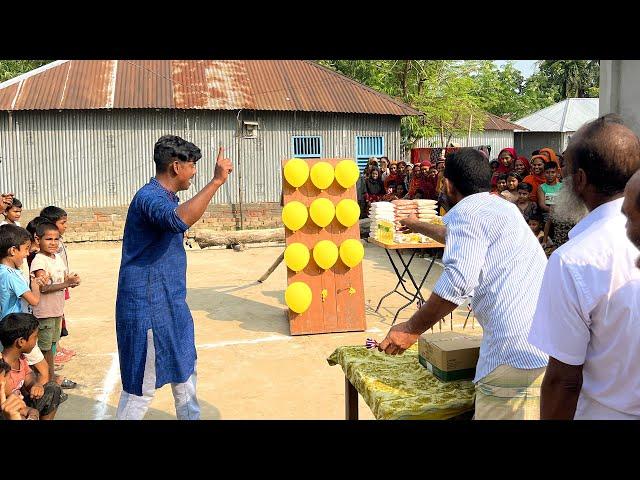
left=285, top=282, right=312, bottom=314
left=339, top=239, right=365, bottom=268
left=283, top=158, right=309, bottom=188
left=281, top=201, right=308, bottom=232
left=334, top=159, right=360, bottom=188
left=309, top=198, right=335, bottom=228
left=313, top=240, right=339, bottom=270
left=310, top=161, right=335, bottom=190
left=335, top=199, right=360, bottom=227
left=284, top=243, right=310, bottom=272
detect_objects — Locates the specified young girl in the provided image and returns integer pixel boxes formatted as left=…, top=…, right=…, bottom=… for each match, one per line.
left=495, top=174, right=508, bottom=195
left=515, top=182, right=538, bottom=221
left=501, top=172, right=521, bottom=203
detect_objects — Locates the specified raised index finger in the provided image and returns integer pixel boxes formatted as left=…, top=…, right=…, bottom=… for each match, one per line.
left=0, top=381, right=6, bottom=404
left=217, top=146, right=224, bottom=161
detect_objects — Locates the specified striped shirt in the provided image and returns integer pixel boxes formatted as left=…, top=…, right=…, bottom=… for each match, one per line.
left=433, top=192, right=549, bottom=382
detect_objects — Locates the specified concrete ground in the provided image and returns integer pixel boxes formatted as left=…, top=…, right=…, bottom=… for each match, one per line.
left=55, top=241, right=481, bottom=420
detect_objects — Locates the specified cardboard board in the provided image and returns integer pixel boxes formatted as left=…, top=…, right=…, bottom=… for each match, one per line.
left=283, top=159, right=366, bottom=335
left=418, top=332, right=482, bottom=382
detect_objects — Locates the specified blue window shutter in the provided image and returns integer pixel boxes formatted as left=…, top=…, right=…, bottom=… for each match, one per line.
left=355, top=136, right=384, bottom=171
left=292, top=136, right=322, bottom=158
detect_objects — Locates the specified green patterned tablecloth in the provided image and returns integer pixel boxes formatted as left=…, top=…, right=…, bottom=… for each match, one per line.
left=328, top=345, right=475, bottom=420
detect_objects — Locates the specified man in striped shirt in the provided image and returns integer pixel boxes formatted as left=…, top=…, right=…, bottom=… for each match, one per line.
left=378, top=147, right=549, bottom=420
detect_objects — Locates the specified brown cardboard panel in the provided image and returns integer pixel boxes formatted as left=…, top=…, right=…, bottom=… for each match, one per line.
left=283, top=158, right=366, bottom=335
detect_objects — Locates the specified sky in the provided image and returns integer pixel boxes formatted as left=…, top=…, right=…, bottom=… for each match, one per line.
left=494, top=60, right=538, bottom=78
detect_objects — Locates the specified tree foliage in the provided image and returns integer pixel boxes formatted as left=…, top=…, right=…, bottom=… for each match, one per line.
left=0, top=60, right=52, bottom=83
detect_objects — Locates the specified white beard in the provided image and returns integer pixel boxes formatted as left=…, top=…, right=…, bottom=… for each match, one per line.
left=551, top=176, right=590, bottom=224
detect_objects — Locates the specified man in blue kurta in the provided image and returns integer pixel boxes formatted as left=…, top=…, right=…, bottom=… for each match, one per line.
left=115, top=135, right=232, bottom=420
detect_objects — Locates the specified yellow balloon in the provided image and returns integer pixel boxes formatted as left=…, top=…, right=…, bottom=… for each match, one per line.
left=283, top=158, right=309, bottom=188
left=339, top=239, right=365, bottom=268
left=313, top=240, right=339, bottom=270
left=335, top=199, right=360, bottom=227
left=309, top=198, right=335, bottom=228
left=284, top=243, right=310, bottom=272
left=334, top=160, right=360, bottom=188
left=310, top=162, right=335, bottom=190
left=281, top=201, right=308, bottom=231
left=285, top=282, right=312, bottom=314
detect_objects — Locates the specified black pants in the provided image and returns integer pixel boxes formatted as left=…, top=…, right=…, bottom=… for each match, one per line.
left=25, top=382, right=62, bottom=416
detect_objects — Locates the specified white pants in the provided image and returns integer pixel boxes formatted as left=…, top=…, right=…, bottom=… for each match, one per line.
left=116, top=329, right=200, bottom=420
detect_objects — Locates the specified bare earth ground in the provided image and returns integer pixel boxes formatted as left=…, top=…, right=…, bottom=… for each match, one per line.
left=56, top=241, right=482, bottom=420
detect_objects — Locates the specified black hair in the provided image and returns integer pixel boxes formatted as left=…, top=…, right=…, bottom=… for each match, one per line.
left=489, top=160, right=499, bottom=168
left=0, top=224, right=31, bottom=259
left=528, top=213, right=543, bottom=224
left=395, top=183, right=407, bottom=193
left=0, top=312, right=39, bottom=348
left=8, top=198, right=22, bottom=210
left=153, top=135, right=202, bottom=174
left=497, top=174, right=508, bottom=181
left=34, top=221, right=59, bottom=239
left=0, top=357, right=10, bottom=375
left=506, top=172, right=522, bottom=182
left=443, top=148, right=492, bottom=197
left=531, top=149, right=540, bottom=157
left=566, top=113, right=640, bottom=196
left=39, top=206, right=67, bottom=223
left=518, top=182, right=533, bottom=193
left=544, top=162, right=558, bottom=171
left=25, top=216, right=49, bottom=240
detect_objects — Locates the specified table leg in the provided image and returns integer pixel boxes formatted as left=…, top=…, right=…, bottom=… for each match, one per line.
left=345, top=376, right=358, bottom=420
left=391, top=251, right=437, bottom=325
left=375, top=249, right=416, bottom=312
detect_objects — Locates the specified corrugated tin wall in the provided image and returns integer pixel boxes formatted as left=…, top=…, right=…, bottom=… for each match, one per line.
left=514, top=132, right=563, bottom=159
left=0, top=110, right=400, bottom=208
left=413, top=131, right=515, bottom=160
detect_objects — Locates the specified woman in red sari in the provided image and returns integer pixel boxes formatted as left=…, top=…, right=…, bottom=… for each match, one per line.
left=491, top=148, right=517, bottom=187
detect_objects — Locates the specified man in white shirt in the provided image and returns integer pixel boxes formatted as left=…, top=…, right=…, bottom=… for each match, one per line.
left=378, top=148, right=549, bottom=420
left=528, top=114, right=640, bottom=420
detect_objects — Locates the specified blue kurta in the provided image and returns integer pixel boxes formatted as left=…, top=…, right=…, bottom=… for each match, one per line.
left=116, top=177, right=194, bottom=396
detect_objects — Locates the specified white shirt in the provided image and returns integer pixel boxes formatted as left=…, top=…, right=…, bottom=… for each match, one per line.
left=0, top=220, right=21, bottom=226
left=528, top=198, right=640, bottom=419
left=433, top=192, right=549, bottom=382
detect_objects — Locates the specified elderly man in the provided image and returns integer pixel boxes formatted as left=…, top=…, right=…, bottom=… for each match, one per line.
left=528, top=114, right=640, bottom=419
left=378, top=148, right=548, bottom=420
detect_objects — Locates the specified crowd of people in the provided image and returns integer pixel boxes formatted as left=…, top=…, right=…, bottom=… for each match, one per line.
left=378, top=113, right=640, bottom=420
left=0, top=197, right=80, bottom=420
left=357, top=144, right=575, bottom=257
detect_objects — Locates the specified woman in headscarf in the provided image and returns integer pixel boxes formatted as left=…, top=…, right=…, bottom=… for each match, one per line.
left=491, top=148, right=517, bottom=187
left=522, top=155, right=547, bottom=203
left=514, top=156, right=530, bottom=178
left=383, top=161, right=400, bottom=191
left=538, top=147, right=558, bottom=165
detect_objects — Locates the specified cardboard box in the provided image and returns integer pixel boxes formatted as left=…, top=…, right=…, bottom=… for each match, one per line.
left=418, top=332, right=482, bottom=382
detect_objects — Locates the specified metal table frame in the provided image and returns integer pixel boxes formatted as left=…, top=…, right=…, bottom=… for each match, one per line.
left=370, top=239, right=445, bottom=325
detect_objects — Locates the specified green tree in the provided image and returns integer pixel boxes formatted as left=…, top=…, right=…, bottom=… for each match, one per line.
left=533, top=60, right=599, bottom=101
left=0, top=60, right=52, bottom=82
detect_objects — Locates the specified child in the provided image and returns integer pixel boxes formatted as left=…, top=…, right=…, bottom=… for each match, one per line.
left=501, top=172, right=521, bottom=203
left=394, top=182, right=407, bottom=199
left=1, top=358, right=29, bottom=419
left=30, top=221, right=80, bottom=382
left=0, top=224, right=51, bottom=387
left=515, top=182, right=538, bottom=221
left=0, top=312, right=63, bottom=419
left=495, top=174, right=508, bottom=195
left=1, top=198, right=22, bottom=226
left=40, top=206, right=80, bottom=367
left=537, top=162, right=563, bottom=217
left=528, top=214, right=545, bottom=245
